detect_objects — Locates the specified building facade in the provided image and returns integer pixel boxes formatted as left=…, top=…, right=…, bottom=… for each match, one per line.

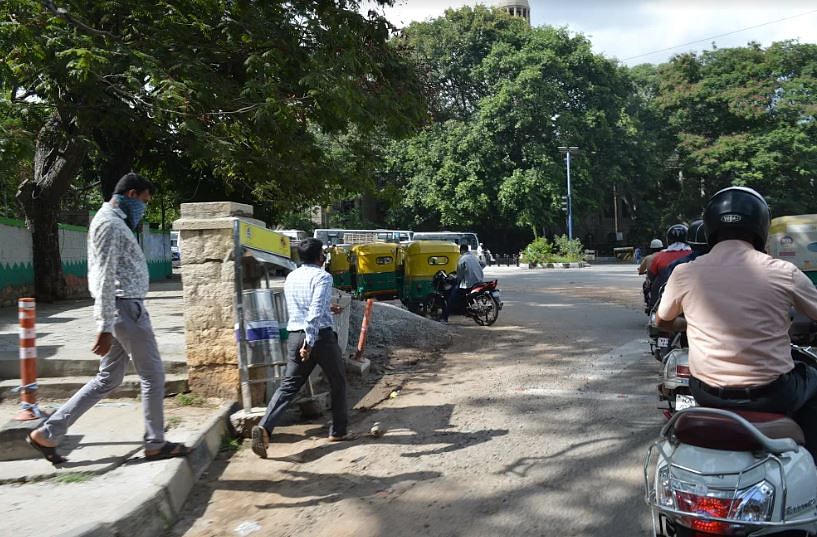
left=496, top=0, right=531, bottom=23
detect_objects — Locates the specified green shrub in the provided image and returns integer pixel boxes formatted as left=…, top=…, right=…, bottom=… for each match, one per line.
left=521, top=237, right=553, bottom=265
left=522, top=235, right=585, bottom=265
left=553, top=234, right=584, bottom=262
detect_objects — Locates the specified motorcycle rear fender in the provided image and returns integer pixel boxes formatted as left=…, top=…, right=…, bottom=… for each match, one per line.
left=652, top=440, right=817, bottom=527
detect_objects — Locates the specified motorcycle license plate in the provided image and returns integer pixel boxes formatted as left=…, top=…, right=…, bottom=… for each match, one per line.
left=658, top=337, right=669, bottom=348
left=675, top=394, right=697, bottom=410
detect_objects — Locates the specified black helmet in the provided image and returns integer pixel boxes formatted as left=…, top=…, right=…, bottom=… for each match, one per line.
left=665, top=224, right=688, bottom=245
left=703, top=186, right=770, bottom=251
left=687, top=219, right=708, bottom=253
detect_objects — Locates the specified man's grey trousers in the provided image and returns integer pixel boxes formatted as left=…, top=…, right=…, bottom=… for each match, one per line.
left=40, top=298, right=166, bottom=450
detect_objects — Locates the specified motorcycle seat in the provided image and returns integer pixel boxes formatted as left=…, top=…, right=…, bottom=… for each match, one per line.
left=674, top=409, right=805, bottom=451
left=467, top=280, right=497, bottom=293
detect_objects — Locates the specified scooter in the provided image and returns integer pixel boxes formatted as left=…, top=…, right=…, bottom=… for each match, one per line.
left=646, top=344, right=817, bottom=537
left=427, top=270, right=503, bottom=326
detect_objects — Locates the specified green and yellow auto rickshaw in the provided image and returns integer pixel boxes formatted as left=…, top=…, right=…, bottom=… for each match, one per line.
left=326, top=244, right=354, bottom=292
left=768, top=214, right=817, bottom=285
left=351, top=242, right=401, bottom=300
left=400, top=240, right=460, bottom=314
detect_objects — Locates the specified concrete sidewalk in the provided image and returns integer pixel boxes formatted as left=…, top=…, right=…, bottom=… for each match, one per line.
left=0, top=398, right=235, bottom=537
left=0, top=277, right=245, bottom=537
left=0, top=279, right=187, bottom=399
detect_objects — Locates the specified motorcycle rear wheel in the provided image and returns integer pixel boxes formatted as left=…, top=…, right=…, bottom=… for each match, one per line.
left=427, top=293, right=446, bottom=322
left=469, top=293, right=499, bottom=326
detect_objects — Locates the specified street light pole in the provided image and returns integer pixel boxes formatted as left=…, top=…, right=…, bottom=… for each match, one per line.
left=558, top=146, right=579, bottom=240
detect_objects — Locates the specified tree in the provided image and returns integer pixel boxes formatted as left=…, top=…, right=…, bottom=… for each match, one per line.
left=649, top=41, right=817, bottom=220
left=0, top=0, right=426, bottom=300
left=384, top=7, right=638, bottom=245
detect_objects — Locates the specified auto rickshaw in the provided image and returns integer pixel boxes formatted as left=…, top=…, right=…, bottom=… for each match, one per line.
left=326, top=244, right=354, bottom=292
left=351, top=242, right=402, bottom=300
left=400, top=240, right=460, bottom=314
left=768, top=214, right=817, bottom=285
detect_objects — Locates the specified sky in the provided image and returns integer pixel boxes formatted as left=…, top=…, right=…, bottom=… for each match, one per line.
left=361, top=0, right=817, bottom=65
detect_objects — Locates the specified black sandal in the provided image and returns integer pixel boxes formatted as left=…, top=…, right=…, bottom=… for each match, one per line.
left=26, top=432, right=67, bottom=465
left=144, top=441, right=191, bottom=461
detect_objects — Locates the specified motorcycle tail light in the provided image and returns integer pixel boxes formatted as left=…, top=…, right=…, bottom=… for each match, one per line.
left=670, top=480, right=774, bottom=535
left=676, top=365, right=691, bottom=378
left=676, top=492, right=734, bottom=534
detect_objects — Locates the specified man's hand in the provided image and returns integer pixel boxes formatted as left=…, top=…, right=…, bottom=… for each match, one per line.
left=299, top=342, right=312, bottom=361
left=330, top=304, right=344, bottom=315
left=92, top=332, right=114, bottom=356
left=656, top=315, right=687, bottom=333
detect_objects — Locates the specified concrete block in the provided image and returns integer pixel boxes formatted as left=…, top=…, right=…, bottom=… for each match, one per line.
left=229, top=407, right=266, bottom=438
left=0, top=417, right=45, bottom=461
left=179, top=201, right=254, bottom=219
left=345, top=357, right=371, bottom=376
left=160, top=459, right=196, bottom=516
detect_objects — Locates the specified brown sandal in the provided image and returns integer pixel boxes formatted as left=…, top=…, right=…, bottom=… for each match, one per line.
left=26, top=432, right=67, bottom=465
left=145, top=441, right=190, bottom=461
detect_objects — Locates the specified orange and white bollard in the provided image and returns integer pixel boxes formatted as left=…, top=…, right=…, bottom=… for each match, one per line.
left=14, top=298, right=42, bottom=421
left=354, top=299, right=375, bottom=362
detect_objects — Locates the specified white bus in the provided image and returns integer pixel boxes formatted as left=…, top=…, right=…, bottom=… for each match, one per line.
left=313, top=228, right=412, bottom=246
left=411, top=231, right=480, bottom=252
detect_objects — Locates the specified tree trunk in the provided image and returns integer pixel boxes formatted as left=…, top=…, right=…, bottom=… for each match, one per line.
left=95, top=128, right=135, bottom=200
left=16, top=112, right=87, bottom=302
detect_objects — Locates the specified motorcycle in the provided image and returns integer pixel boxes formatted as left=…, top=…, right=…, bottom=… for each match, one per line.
left=648, top=286, right=688, bottom=363
left=427, top=270, right=503, bottom=326
left=646, top=344, right=817, bottom=537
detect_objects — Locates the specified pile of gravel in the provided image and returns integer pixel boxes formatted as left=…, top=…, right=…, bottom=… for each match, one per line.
left=347, top=299, right=451, bottom=352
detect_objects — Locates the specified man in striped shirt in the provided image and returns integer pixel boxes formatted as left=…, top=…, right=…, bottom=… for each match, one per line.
left=252, top=238, right=349, bottom=458
left=28, top=173, right=189, bottom=464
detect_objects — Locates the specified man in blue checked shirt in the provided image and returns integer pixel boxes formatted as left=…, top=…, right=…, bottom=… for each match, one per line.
left=252, top=238, right=349, bottom=458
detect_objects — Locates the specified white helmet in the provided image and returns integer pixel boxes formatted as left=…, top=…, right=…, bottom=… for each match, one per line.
left=649, top=239, right=664, bottom=249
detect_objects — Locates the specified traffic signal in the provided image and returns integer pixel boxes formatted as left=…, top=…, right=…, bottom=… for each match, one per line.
left=560, top=195, right=568, bottom=212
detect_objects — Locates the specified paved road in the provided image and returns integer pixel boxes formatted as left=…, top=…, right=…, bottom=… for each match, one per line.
left=170, top=264, right=662, bottom=537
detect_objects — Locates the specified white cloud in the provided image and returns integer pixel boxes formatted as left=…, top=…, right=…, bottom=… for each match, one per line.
left=361, top=0, right=817, bottom=65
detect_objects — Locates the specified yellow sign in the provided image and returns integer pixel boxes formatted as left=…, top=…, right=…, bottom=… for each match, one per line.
left=239, top=222, right=291, bottom=259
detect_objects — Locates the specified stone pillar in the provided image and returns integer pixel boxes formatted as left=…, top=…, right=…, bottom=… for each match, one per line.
left=173, top=202, right=266, bottom=399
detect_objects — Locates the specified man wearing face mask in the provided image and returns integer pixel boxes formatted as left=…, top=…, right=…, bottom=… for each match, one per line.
left=27, top=173, right=190, bottom=464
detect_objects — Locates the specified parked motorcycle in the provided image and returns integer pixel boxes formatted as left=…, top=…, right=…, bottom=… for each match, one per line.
left=646, top=344, right=817, bottom=537
left=427, top=270, right=503, bottom=326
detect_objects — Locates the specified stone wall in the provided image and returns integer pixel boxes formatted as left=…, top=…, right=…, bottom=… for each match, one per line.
left=174, top=202, right=265, bottom=401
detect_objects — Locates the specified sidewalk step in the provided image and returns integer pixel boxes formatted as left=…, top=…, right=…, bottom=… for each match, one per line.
left=0, top=373, right=188, bottom=400
left=0, top=357, right=187, bottom=379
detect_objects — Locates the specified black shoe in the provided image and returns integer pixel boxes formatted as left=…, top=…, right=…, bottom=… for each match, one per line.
left=251, top=426, right=268, bottom=459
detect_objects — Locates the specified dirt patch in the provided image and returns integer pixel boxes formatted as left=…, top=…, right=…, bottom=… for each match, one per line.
left=546, top=285, right=643, bottom=310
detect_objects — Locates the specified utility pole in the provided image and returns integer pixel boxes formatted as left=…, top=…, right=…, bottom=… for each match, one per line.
left=558, top=146, right=579, bottom=240
left=613, top=183, right=619, bottom=240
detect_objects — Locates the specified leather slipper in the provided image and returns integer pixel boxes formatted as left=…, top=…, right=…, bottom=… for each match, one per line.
left=26, top=432, right=67, bottom=465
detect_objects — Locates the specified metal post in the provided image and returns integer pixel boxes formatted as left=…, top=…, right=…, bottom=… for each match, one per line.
left=14, top=298, right=41, bottom=421
left=613, top=183, right=619, bottom=239
left=233, top=219, right=252, bottom=411
left=566, top=151, right=573, bottom=240
left=558, top=146, right=579, bottom=241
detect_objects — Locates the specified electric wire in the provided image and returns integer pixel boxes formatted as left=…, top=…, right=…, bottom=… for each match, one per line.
left=622, top=7, right=817, bottom=62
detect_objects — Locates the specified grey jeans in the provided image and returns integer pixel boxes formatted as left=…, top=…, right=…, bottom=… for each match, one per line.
left=40, top=298, right=166, bottom=450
